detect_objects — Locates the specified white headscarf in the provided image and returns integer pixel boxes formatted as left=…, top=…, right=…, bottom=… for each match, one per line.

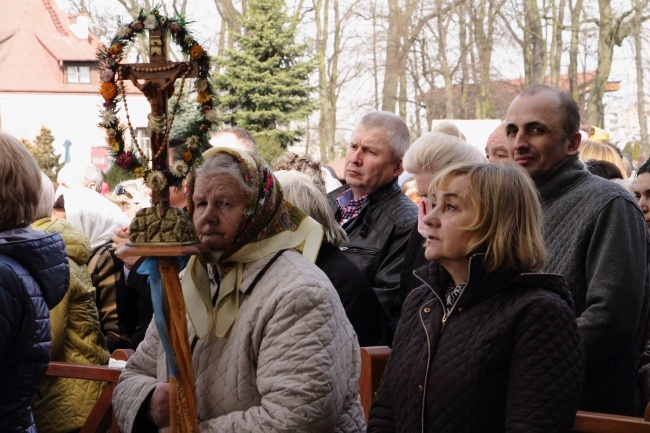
left=59, top=186, right=128, bottom=254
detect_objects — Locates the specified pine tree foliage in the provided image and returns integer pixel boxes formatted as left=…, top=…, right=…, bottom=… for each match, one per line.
left=22, top=127, right=63, bottom=181
left=213, top=0, right=316, bottom=162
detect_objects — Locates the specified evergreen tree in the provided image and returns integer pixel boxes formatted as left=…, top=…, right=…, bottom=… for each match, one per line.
left=213, top=0, right=316, bottom=162
left=22, top=127, right=63, bottom=180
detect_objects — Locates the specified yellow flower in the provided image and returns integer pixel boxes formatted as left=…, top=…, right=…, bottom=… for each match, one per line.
left=189, top=44, right=203, bottom=59
left=100, top=82, right=118, bottom=100
left=110, top=141, right=120, bottom=152
left=109, top=43, right=123, bottom=56
left=134, top=167, right=146, bottom=178
left=196, top=91, right=211, bottom=103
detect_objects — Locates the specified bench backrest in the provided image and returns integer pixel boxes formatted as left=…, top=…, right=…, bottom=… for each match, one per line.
left=357, top=345, right=650, bottom=432
left=44, top=348, right=134, bottom=433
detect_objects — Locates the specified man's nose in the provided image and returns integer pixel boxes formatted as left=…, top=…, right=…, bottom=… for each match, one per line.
left=512, top=131, right=528, bottom=150
left=348, top=147, right=362, bottom=164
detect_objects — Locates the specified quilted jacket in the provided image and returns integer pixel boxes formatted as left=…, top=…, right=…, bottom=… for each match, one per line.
left=535, top=155, right=650, bottom=415
left=113, top=249, right=366, bottom=432
left=369, top=256, right=585, bottom=433
left=328, top=180, right=417, bottom=332
left=32, top=218, right=111, bottom=433
left=0, top=227, right=69, bottom=433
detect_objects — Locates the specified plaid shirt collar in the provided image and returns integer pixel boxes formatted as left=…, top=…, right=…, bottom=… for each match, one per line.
left=337, top=188, right=369, bottom=225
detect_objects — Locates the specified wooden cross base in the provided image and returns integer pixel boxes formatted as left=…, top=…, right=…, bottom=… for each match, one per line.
left=114, top=244, right=208, bottom=433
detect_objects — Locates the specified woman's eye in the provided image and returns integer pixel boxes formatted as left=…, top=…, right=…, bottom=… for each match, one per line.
left=446, top=204, right=456, bottom=211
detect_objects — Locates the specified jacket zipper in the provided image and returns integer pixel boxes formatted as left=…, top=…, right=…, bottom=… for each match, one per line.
left=412, top=260, right=475, bottom=432
left=413, top=271, right=442, bottom=433
left=418, top=297, right=438, bottom=433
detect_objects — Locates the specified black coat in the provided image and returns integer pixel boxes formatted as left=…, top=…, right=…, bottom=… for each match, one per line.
left=0, top=228, right=69, bottom=433
left=328, top=180, right=417, bottom=334
left=369, top=256, right=585, bottom=433
left=316, top=241, right=390, bottom=347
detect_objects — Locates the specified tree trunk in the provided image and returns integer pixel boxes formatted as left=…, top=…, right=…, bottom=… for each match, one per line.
left=549, top=0, right=565, bottom=87
left=634, top=0, right=649, bottom=152
left=586, top=0, right=635, bottom=126
left=568, top=0, right=583, bottom=101
left=382, top=0, right=402, bottom=112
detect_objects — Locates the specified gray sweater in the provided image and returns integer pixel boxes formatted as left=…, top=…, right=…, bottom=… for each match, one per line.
left=535, top=154, right=650, bottom=415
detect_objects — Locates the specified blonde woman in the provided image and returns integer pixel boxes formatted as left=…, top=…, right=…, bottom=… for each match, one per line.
left=579, top=139, right=628, bottom=179
left=369, top=163, right=584, bottom=432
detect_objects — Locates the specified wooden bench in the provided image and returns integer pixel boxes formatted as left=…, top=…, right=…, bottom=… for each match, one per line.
left=359, top=346, right=391, bottom=422
left=44, top=348, right=134, bottom=433
left=358, top=346, right=650, bottom=432
left=574, top=411, right=650, bottom=433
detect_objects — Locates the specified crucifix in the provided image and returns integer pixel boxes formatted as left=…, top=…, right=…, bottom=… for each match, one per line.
left=118, top=28, right=199, bottom=217
left=115, top=27, right=208, bottom=433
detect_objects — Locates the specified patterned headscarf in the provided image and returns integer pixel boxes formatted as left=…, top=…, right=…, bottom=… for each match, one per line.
left=182, top=147, right=323, bottom=338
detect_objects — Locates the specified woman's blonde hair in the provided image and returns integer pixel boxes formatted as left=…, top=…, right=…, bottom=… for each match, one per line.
left=429, top=163, right=545, bottom=273
left=274, top=170, right=348, bottom=246
left=403, top=131, right=486, bottom=175
left=579, top=140, right=628, bottom=179
left=0, top=130, right=42, bottom=229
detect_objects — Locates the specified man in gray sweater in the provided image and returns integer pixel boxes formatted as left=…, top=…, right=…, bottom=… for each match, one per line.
left=504, top=85, right=650, bottom=416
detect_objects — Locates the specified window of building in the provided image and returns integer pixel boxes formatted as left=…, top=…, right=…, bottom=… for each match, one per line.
left=67, top=65, right=91, bottom=84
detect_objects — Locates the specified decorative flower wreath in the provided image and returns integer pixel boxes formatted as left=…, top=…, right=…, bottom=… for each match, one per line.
left=97, top=7, right=217, bottom=190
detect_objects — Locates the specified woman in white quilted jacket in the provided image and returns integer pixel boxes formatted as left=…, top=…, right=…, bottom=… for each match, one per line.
left=112, top=146, right=366, bottom=432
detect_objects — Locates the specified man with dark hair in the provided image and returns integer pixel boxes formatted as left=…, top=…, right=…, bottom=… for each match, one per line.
left=328, top=111, right=417, bottom=337
left=505, top=85, right=650, bottom=416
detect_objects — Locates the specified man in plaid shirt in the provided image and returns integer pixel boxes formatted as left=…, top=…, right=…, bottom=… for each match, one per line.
left=328, top=112, right=417, bottom=340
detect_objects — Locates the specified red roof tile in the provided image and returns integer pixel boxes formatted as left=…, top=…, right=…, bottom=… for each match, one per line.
left=0, top=0, right=138, bottom=94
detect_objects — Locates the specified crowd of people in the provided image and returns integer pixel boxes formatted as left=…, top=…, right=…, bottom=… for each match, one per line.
left=2, top=84, right=650, bottom=432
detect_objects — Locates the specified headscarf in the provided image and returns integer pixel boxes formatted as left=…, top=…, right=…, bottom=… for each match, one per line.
left=181, top=147, right=323, bottom=338
left=58, top=186, right=128, bottom=254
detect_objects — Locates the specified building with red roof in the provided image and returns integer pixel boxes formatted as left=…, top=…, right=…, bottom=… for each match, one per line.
left=0, top=0, right=148, bottom=166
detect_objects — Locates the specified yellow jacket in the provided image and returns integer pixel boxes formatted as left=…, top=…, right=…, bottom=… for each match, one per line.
left=32, top=218, right=110, bottom=433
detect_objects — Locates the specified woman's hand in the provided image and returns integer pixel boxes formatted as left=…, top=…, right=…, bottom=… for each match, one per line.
left=112, top=227, right=139, bottom=269
left=149, top=382, right=170, bottom=427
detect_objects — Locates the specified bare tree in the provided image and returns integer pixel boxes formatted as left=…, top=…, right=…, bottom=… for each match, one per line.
left=634, top=0, right=649, bottom=151
left=585, top=1, right=641, bottom=126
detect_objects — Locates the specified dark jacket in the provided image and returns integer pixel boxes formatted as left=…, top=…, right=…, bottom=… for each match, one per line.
left=399, top=224, right=429, bottom=298
left=329, top=180, right=417, bottom=332
left=0, top=227, right=69, bottom=433
left=369, top=257, right=584, bottom=433
left=536, top=155, right=649, bottom=415
left=316, top=241, right=390, bottom=346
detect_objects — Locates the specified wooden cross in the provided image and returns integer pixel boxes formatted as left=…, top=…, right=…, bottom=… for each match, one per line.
left=119, top=28, right=198, bottom=215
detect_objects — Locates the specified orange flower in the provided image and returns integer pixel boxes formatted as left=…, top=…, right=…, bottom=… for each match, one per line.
left=196, top=91, right=211, bottom=103
left=109, top=43, right=123, bottom=56
left=189, top=45, right=203, bottom=59
left=107, top=136, right=116, bottom=145
left=182, top=149, right=192, bottom=162
left=100, top=82, right=118, bottom=100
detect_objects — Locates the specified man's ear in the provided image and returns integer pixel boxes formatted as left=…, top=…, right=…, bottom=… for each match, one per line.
left=394, top=158, right=404, bottom=176
left=567, top=132, right=581, bottom=156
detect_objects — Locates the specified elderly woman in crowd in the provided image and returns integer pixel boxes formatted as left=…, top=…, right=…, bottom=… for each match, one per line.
left=31, top=172, right=110, bottom=433
left=400, top=131, right=487, bottom=299
left=113, top=147, right=365, bottom=432
left=369, top=163, right=584, bottom=432
left=56, top=186, right=146, bottom=351
left=275, top=169, right=390, bottom=347
left=0, top=130, right=69, bottom=432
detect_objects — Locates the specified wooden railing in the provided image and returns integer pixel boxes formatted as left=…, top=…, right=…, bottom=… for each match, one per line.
left=359, top=346, right=650, bottom=433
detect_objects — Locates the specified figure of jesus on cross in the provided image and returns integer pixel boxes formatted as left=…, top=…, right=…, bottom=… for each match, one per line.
left=118, top=28, right=198, bottom=216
